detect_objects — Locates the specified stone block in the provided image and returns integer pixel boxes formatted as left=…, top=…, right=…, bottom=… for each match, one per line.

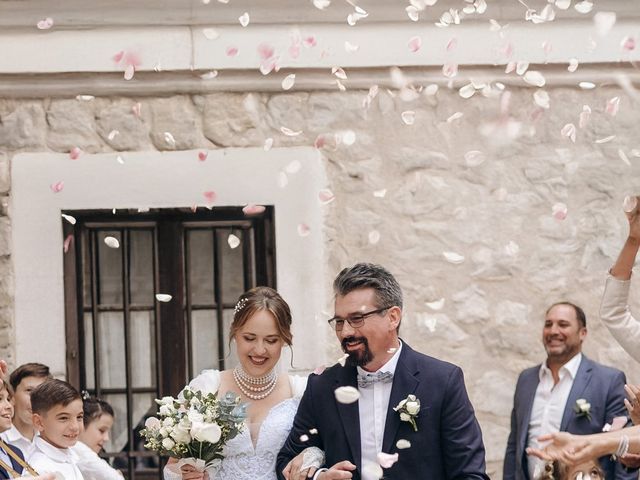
left=149, top=96, right=212, bottom=150
left=46, top=99, right=103, bottom=151
left=0, top=103, right=46, bottom=150
left=0, top=256, right=13, bottom=305
left=0, top=153, right=8, bottom=194
left=0, top=218, right=10, bottom=257
left=0, top=196, right=8, bottom=217
left=95, top=99, right=152, bottom=151
left=202, top=93, right=265, bottom=147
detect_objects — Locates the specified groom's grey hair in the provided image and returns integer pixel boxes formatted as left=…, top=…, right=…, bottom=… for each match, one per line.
left=333, top=262, right=403, bottom=309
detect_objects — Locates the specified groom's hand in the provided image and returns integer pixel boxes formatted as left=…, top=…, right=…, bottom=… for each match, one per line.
left=317, top=461, right=356, bottom=480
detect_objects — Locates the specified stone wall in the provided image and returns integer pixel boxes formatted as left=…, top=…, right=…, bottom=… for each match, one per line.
left=1, top=85, right=640, bottom=478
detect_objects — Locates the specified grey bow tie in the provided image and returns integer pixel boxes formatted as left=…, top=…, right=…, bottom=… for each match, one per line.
left=357, top=371, right=393, bottom=388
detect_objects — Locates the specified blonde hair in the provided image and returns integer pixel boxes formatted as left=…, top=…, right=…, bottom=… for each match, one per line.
left=230, top=287, right=293, bottom=346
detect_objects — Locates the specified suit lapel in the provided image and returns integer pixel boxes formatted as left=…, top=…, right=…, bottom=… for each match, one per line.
left=518, top=368, right=540, bottom=454
left=561, top=356, right=593, bottom=431
left=335, top=365, right=362, bottom=472
left=382, top=345, right=419, bottom=453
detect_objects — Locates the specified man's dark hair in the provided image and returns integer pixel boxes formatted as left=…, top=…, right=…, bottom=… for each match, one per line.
left=9, top=363, right=52, bottom=391
left=546, top=301, right=587, bottom=328
left=31, top=379, right=81, bottom=415
left=333, top=262, right=403, bottom=309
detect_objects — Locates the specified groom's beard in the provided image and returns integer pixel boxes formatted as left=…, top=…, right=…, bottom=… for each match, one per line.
left=341, top=336, right=373, bottom=367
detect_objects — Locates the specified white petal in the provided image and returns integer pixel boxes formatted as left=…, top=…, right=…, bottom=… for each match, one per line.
left=124, top=64, right=135, bottom=81
left=606, top=96, right=620, bottom=116
left=425, top=298, right=445, bottom=310
left=332, top=66, right=347, bottom=80
left=595, top=135, right=615, bottom=144
left=313, top=0, right=331, bottom=9
left=104, top=236, right=120, bottom=249
left=61, top=214, right=77, bottom=225
left=578, top=81, right=596, bottom=89
left=623, top=196, right=638, bottom=213
left=227, top=234, right=241, bottom=249
left=561, top=123, right=576, bottom=142
left=533, top=90, right=550, bottom=109
left=280, top=126, right=302, bottom=136
left=297, top=223, right=311, bottom=237
left=342, top=130, right=356, bottom=146
left=368, top=230, right=381, bottom=245
left=555, top=0, right=571, bottom=10
left=202, top=28, right=220, bottom=40
left=108, top=129, right=119, bottom=141
left=574, top=0, right=593, bottom=13
left=76, top=95, right=94, bottom=101
left=505, top=241, right=520, bottom=256
left=619, top=149, right=631, bottom=166
left=459, top=83, right=476, bottom=99
left=263, top=137, right=274, bottom=151
left=406, top=6, right=420, bottom=21
left=373, top=189, right=387, bottom=198
left=238, top=12, right=250, bottom=27
left=337, top=353, right=349, bottom=367
left=401, top=111, right=416, bottom=125
left=396, top=439, right=412, bottom=449
left=446, top=112, right=464, bottom=123
left=164, top=132, right=176, bottom=147
left=200, top=70, right=218, bottom=80
left=552, top=202, right=568, bottom=220
left=568, top=58, right=579, bottom=72
left=424, top=84, right=439, bottom=96
left=523, top=70, right=546, bottom=87
left=277, top=171, right=289, bottom=188
left=516, top=61, right=529, bottom=75
left=155, top=293, right=173, bottom=302
left=344, top=41, right=359, bottom=53
left=281, top=74, right=296, bottom=91
left=464, top=150, right=485, bottom=167
left=443, top=251, right=465, bottom=264
left=377, top=452, right=399, bottom=469
left=594, top=11, right=616, bottom=37
left=285, top=160, right=302, bottom=174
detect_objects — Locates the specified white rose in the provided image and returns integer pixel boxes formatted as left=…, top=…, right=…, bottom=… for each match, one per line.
left=162, top=417, right=175, bottom=427
left=145, top=417, right=161, bottom=430
left=188, top=409, right=205, bottom=424
left=159, top=396, right=174, bottom=405
left=159, top=427, right=168, bottom=438
left=162, top=438, right=175, bottom=450
left=400, top=412, right=410, bottom=422
left=191, top=421, right=222, bottom=444
left=576, top=398, right=586, bottom=406
left=188, top=370, right=221, bottom=395
left=159, top=404, right=175, bottom=416
left=581, top=403, right=591, bottom=412
left=406, top=401, right=420, bottom=415
left=171, top=424, right=192, bottom=444
left=395, top=399, right=407, bottom=410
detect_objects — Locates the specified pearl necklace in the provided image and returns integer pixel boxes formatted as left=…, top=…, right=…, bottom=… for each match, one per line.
left=233, top=365, right=278, bottom=400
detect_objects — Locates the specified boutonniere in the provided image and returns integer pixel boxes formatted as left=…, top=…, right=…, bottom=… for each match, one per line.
left=393, top=394, right=420, bottom=431
left=574, top=398, right=591, bottom=421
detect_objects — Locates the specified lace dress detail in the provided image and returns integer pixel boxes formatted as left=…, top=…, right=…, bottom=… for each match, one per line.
left=164, top=373, right=306, bottom=480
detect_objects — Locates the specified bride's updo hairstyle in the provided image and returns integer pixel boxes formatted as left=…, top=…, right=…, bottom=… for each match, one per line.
left=230, top=286, right=293, bottom=347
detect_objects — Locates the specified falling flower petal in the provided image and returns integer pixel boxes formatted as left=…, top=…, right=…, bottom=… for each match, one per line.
left=516, top=61, right=529, bottom=75
left=277, top=172, right=288, bottom=188
left=533, top=90, right=550, bottom=109
left=408, top=36, right=422, bottom=53
left=406, top=6, right=420, bottom=21
left=63, top=235, right=73, bottom=253
left=303, top=36, right=317, bottom=48
left=342, top=130, right=356, bottom=146
left=318, top=189, right=335, bottom=204
left=446, top=37, right=458, bottom=51
left=464, top=150, right=485, bottom=167
left=373, top=189, right=387, bottom=198
left=344, top=41, right=359, bottom=53
left=561, top=123, right=576, bottom=142
left=116, top=155, right=125, bottom=165
left=623, top=196, right=638, bottom=213
left=606, top=96, right=620, bottom=116
left=396, top=439, right=412, bottom=449
left=297, top=223, right=311, bottom=237
left=442, top=63, right=458, bottom=78
left=574, top=0, right=593, bottom=13
left=313, top=0, right=331, bottom=9
left=200, top=70, right=218, bottom=80
left=132, top=103, right=142, bottom=117
left=459, top=83, right=476, bottom=99
left=579, top=81, right=596, bottom=89
left=595, top=135, right=616, bottom=144
left=377, top=453, right=399, bottom=469
left=202, top=28, right=219, bottom=40
left=104, top=236, right=120, bottom=248
left=280, top=126, right=302, bottom=137
left=243, top=204, right=266, bottom=215
left=332, top=66, right=347, bottom=80
left=334, top=386, right=360, bottom=404
left=594, top=12, right=616, bottom=37
left=50, top=181, right=64, bottom=193
left=124, top=64, right=135, bottom=81
left=226, top=46, right=239, bottom=57
left=238, top=12, right=250, bottom=27
left=155, top=293, right=173, bottom=302
left=568, top=58, right=579, bottom=72
left=552, top=202, right=568, bottom=220
left=61, top=214, right=77, bottom=225
left=523, top=70, right=546, bottom=87
left=203, top=191, right=217, bottom=204
left=198, top=151, right=208, bottom=161
left=282, top=74, right=296, bottom=90
left=337, top=353, right=349, bottom=367
left=424, top=84, right=439, bottom=96
left=285, top=160, right=302, bottom=174
left=264, top=137, right=274, bottom=151
left=505, top=241, right=520, bottom=256
left=76, top=95, right=94, bottom=101
left=619, top=149, right=631, bottom=166
left=555, top=0, right=571, bottom=10
left=443, top=251, right=465, bottom=264
left=69, top=147, right=82, bottom=160
left=446, top=112, right=464, bottom=123
left=621, top=36, right=636, bottom=52
left=401, top=111, right=416, bottom=125
left=163, top=132, right=176, bottom=148
left=227, top=234, right=241, bottom=249
left=37, top=17, right=54, bottom=30
left=426, top=298, right=445, bottom=310
left=368, top=230, right=381, bottom=245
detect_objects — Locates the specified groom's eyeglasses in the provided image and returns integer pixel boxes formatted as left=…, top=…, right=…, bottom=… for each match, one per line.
left=327, top=307, right=391, bottom=331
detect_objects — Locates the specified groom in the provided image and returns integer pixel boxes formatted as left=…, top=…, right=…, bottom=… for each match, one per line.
left=277, top=263, right=489, bottom=480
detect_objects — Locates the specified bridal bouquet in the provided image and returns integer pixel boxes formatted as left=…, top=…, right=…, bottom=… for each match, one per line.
left=141, top=387, right=247, bottom=471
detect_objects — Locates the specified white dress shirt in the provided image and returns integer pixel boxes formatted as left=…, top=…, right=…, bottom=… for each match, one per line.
left=1, top=425, right=33, bottom=458
left=72, top=441, right=123, bottom=480
left=357, top=341, right=402, bottom=480
left=526, top=352, right=582, bottom=480
left=28, top=436, right=84, bottom=479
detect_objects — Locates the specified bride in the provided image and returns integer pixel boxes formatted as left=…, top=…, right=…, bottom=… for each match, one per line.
left=163, top=286, right=307, bottom=480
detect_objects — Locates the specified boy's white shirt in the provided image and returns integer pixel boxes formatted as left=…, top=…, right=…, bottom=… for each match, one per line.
left=1, top=425, right=34, bottom=458
left=28, top=436, right=84, bottom=479
left=71, top=441, right=123, bottom=480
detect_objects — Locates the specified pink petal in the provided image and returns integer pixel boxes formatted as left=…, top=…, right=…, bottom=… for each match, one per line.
left=606, top=96, right=620, bottom=116
left=50, top=181, right=64, bottom=193
left=257, top=43, right=275, bottom=60
left=318, top=189, right=335, bottom=204
left=446, top=37, right=458, bottom=51
left=260, top=57, right=279, bottom=75
left=203, top=191, right=217, bottom=204
left=552, top=202, right=568, bottom=220
left=289, top=44, right=301, bottom=59
left=611, top=416, right=628, bottom=431
left=621, top=36, right=636, bottom=52
left=303, top=36, right=317, bottom=48
left=561, top=123, right=576, bottom=142
left=198, top=151, right=208, bottom=161
left=36, top=17, right=54, bottom=30
left=69, top=147, right=82, bottom=160
left=112, top=50, right=125, bottom=64
left=124, top=51, right=142, bottom=68
left=297, top=223, right=310, bottom=237
left=579, top=105, right=591, bottom=128
left=408, top=36, right=422, bottom=53
left=243, top=204, right=266, bottom=215
left=63, top=234, right=73, bottom=253
left=226, top=46, right=239, bottom=57
left=132, top=102, right=142, bottom=117
left=314, top=135, right=326, bottom=149
left=442, top=63, right=458, bottom=78
left=377, top=452, right=399, bottom=469
left=313, top=366, right=326, bottom=375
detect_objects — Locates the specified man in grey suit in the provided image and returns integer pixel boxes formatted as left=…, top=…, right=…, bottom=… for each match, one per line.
left=503, top=302, right=634, bottom=480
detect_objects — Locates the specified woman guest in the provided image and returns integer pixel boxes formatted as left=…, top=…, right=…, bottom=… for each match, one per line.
left=73, top=394, right=123, bottom=479
left=164, top=287, right=309, bottom=480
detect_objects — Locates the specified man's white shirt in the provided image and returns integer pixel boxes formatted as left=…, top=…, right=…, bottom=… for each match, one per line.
left=357, top=341, right=402, bottom=480
left=527, top=352, right=582, bottom=480
left=28, top=435, right=84, bottom=479
left=1, top=425, right=33, bottom=458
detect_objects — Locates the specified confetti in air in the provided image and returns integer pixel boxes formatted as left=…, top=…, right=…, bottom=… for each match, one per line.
left=334, top=386, right=360, bottom=404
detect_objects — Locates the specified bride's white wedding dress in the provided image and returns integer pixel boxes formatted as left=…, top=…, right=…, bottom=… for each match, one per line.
left=163, top=370, right=307, bottom=480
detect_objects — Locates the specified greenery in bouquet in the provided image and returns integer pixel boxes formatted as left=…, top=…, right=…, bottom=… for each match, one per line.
left=141, top=387, right=247, bottom=466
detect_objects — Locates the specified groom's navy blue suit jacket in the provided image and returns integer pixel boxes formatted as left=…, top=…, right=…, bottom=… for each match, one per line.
left=503, top=355, right=635, bottom=480
left=277, top=342, right=489, bottom=480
